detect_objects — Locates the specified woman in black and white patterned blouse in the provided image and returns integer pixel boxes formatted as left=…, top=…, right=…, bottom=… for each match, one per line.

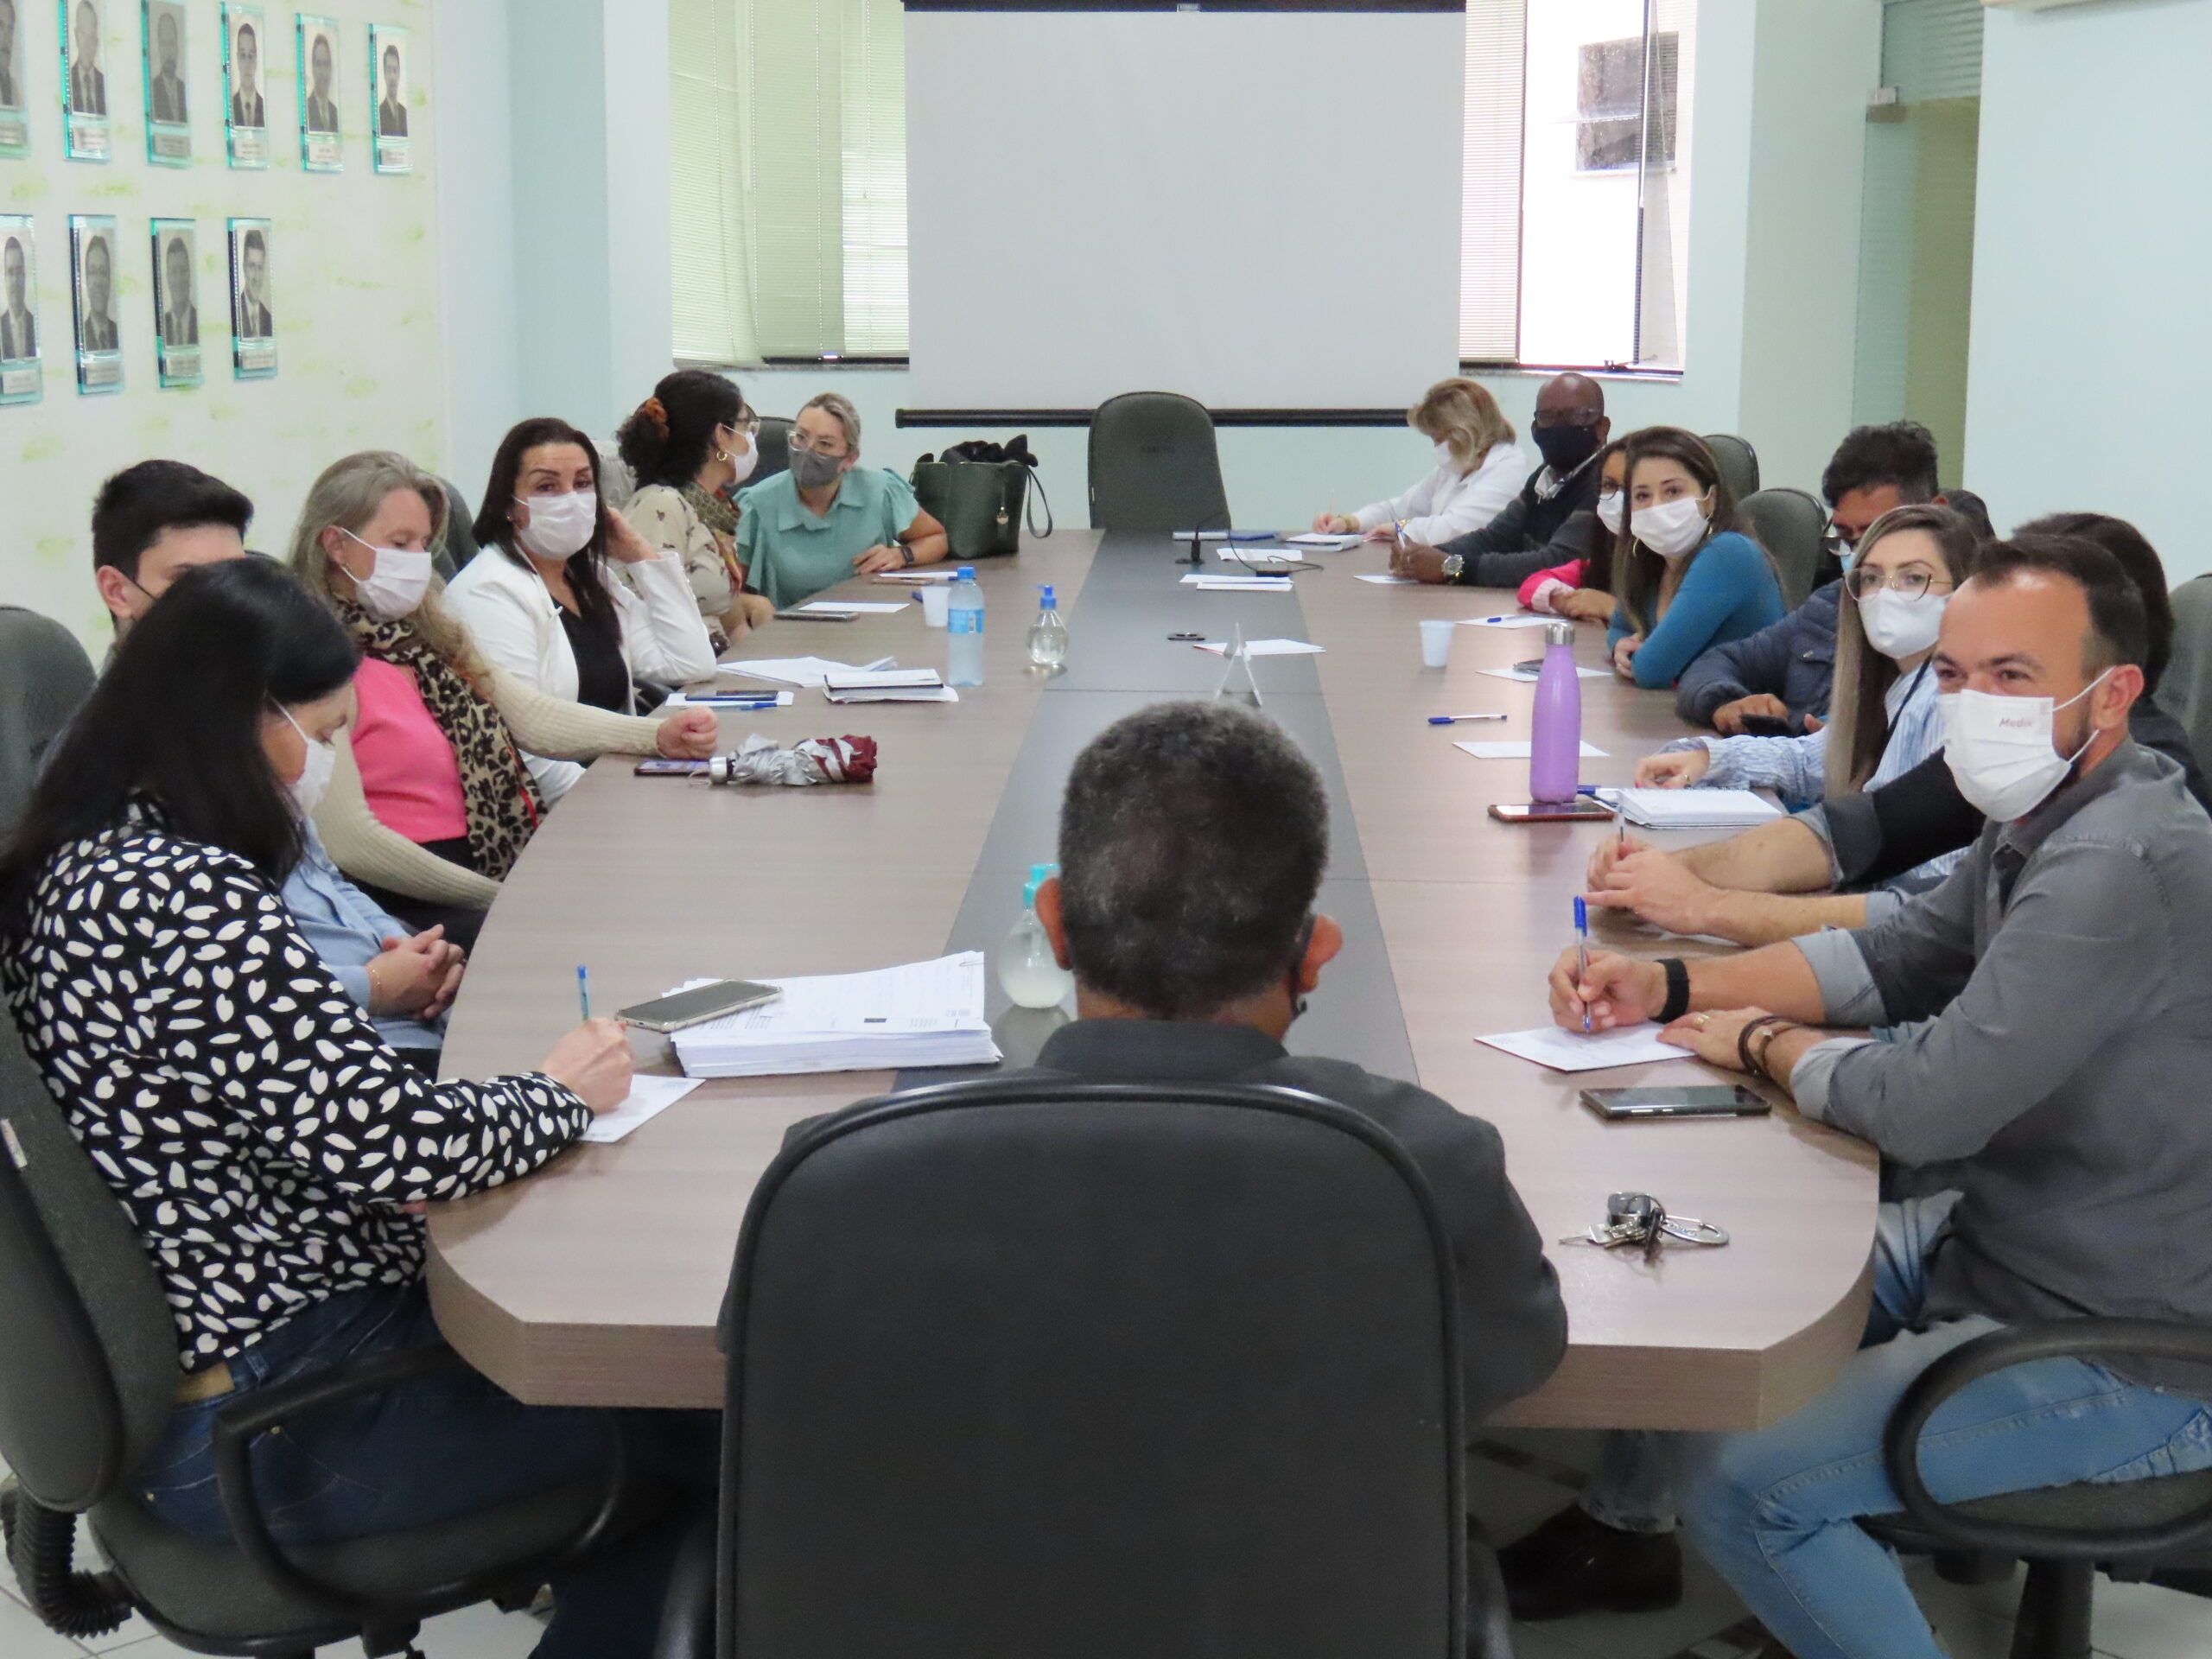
left=0, top=559, right=703, bottom=1659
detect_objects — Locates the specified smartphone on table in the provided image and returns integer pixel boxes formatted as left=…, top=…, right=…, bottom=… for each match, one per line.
left=1491, top=800, right=1616, bottom=823
left=616, top=979, right=781, bottom=1033
left=1580, top=1085, right=1771, bottom=1121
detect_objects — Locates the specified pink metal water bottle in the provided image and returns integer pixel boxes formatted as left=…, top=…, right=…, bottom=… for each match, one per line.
left=1529, top=620, right=1582, bottom=804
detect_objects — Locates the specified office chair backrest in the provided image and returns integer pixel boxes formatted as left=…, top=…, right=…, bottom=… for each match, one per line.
left=0, top=1001, right=177, bottom=1514
left=2163, top=575, right=2212, bottom=767
left=1700, top=433, right=1762, bottom=505
left=590, top=438, right=638, bottom=515
left=1738, top=486, right=1829, bottom=609
left=432, top=475, right=479, bottom=584
left=1089, top=391, right=1230, bottom=533
left=0, top=608, right=96, bottom=841
left=717, top=1077, right=1465, bottom=1659
left=752, top=416, right=793, bottom=487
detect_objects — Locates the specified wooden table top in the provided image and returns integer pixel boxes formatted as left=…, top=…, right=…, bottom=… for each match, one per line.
left=429, top=531, right=1877, bottom=1430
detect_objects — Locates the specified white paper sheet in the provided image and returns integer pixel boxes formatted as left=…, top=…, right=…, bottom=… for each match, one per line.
left=579, top=1074, right=709, bottom=1144
left=1453, top=740, right=1608, bottom=760
left=672, top=953, right=1002, bottom=1077
left=1478, top=664, right=1611, bottom=683
left=1214, top=548, right=1304, bottom=565
left=1286, top=532, right=1363, bottom=550
left=1475, top=1024, right=1694, bottom=1073
left=718, top=657, right=897, bottom=688
left=658, top=689, right=796, bottom=709
left=871, top=569, right=957, bottom=583
left=1192, top=639, right=1325, bottom=657
left=1458, top=613, right=1557, bottom=629
left=797, top=601, right=909, bottom=614
left=1352, top=572, right=1417, bottom=585
left=1180, top=575, right=1296, bottom=592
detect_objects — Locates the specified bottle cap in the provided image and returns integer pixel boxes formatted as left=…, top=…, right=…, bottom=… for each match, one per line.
left=1023, top=861, right=1057, bottom=906
left=1039, top=584, right=1055, bottom=607
left=957, top=565, right=976, bottom=581
left=1546, top=620, right=1576, bottom=647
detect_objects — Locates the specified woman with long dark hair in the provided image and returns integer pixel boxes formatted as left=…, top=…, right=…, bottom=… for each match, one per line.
left=616, top=369, right=777, bottom=650
left=0, top=558, right=700, bottom=1659
left=1516, top=436, right=1630, bottom=622
left=445, top=416, right=719, bottom=801
left=1606, top=428, right=1785, bottom=689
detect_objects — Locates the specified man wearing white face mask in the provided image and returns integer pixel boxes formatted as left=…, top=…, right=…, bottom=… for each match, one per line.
left=1547, top=534, right=2212, bottom=1659
left=447, top=416, right=719, bottom=804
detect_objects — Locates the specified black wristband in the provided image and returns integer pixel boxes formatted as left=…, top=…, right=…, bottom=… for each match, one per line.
left=1656, top=958, right=1690, bottom=1024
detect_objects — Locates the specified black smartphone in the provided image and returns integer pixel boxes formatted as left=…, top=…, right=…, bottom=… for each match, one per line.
left=1580, top=1085, right=1772, bottom=1121
left=616, top=979, right=782, bottom=1033
left=1735, top=714, right=1796, bottom=737
left=1491, top=800, right=1616, bottom=823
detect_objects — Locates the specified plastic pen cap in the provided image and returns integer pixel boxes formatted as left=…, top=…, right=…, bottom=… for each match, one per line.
left=1573, top=896, right=1588, bottom=934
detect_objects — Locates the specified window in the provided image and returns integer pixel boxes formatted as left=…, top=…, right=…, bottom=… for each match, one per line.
left=1461, top=0, right=1694, bottom=372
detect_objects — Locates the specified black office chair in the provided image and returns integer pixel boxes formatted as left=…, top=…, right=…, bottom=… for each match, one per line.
left=1737, top=486, right=1829, bottom=608
left=431, top=474, right=479, bottom=584
left=753, top=416, right=793, bottom=486
left=2162, top=575, right=2212, bottom=772
left=1089, top=391, right=1230, bottom=533
left=0, top=607, right=96, bottom=837
left=0, top=1001, right=643, bottom=1659
left=1700, top=433, right=1762, bottom=505
left=1861, top=1321, right=2212, bottom=1659
left=660, top=1076, right=1480, bottom=1659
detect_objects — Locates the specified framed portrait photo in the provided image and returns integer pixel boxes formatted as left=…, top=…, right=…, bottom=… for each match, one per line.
left=0, top=0, right=29, bottom=158
left=0, top=215, right=41, bottom=404
left=226, top=215, right=274, bottom=378
left=68, top=213, right=120, bottom=392
left=140, top=0, right=188, bottom=163
left=220, top=3, right=266, bottom=167
left=369, top=22, right=407, bottom=174
left=60, top=0, right=111, bottom=161
left=296, top=13, right=338, bottom=172
left=150, top=216, right=200, bottom=388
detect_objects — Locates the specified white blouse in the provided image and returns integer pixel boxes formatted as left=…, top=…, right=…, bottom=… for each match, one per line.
left=1352, top=440, right=1529, bottom=545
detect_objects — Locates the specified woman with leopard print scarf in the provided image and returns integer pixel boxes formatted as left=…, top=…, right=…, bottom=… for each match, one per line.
left=288, top=450, right=721, bottom=944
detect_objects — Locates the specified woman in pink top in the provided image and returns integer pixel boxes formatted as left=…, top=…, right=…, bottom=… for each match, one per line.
left=287, top=451, right=721, bottom=945
left=1518, top=439, right=1630, bottom=624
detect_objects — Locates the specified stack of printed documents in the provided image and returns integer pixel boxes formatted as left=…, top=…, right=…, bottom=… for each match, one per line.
left=672, top=953, right=1001, bottom=1077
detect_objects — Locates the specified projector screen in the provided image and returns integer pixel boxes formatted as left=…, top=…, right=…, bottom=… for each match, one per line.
left=905, top=7, right=1465, bottom=413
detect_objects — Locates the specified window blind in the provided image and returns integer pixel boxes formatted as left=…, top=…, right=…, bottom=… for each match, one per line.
left=1459, top=0, right=1524, bottom=363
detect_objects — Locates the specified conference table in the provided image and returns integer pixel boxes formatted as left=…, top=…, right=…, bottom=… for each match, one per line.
left=429, top=530, right=1878, bottom=1432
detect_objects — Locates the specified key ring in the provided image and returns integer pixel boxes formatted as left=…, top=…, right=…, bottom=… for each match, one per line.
left=1559, top=1192, right=1730, bottom=1260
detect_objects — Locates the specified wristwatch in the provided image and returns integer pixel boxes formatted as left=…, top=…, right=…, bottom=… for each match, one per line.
left=1440, top=552, right=1465, bottom=582
left=900, top=545, right=916, bottom=568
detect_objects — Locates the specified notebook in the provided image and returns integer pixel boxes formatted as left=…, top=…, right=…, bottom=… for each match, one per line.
left=1604, top=787, right=1783, bottom=829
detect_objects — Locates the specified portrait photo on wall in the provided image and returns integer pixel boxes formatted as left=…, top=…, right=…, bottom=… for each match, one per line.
left=222, top=3, right=266, bottom=168
left=151, top=217, right=200, bottom=387
left=369, top=22, right=407, bottom=174
left=296, top=13, right=338, bottom=171
left=69, top=213, right=121, bottom=391
left=61, top=0, right=111, bottom=160
left=142, top=0, right=189, bottom=163
left=0, top=0, right=30, bottom=158
left=227, top=215, right=274, bottom=378
left=0, top=215, right=41, bottom=404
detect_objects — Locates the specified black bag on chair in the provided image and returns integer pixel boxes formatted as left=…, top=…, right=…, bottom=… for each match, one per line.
left=910, top=436, right=1054, bottom=559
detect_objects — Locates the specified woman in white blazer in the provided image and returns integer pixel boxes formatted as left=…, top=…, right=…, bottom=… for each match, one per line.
left=445, top=416, right=718, bottom=803
left=1313, top=377, right=1527, bottom=546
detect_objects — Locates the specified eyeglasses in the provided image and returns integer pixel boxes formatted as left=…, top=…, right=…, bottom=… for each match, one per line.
left=1845, top=567, right=1953, bottom=601
left=722, top=412, right=760, bottom=439
left=786, top=430, right=847, bottom=456
left=1531, top=407, right=1605, bottom=430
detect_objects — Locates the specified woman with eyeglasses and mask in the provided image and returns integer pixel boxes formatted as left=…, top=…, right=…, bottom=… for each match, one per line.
left=290, top=450, right=720, bottom=944
left=1606, top=428, right=1785, bottom=690
left=0, top=559, right=709, bottom=1659
left=734, top=391, right=950, bottom=611
left=615, top=369, right=778, bottom=650
left=1632, top=505, right=1978, bottom=843
left=446, top=416, right=719, bottom=802
left=1514, top=437, right=1630, bottom=623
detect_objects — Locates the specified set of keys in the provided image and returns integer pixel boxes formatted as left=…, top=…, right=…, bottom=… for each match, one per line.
left=1561, top=1192, right=1730, bottom=1263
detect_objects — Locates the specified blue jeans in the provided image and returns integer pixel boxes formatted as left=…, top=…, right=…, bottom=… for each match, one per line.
left=1684, top=1194, right=2212, bottom=1659
left=136, top=1283, right=716, bottom=1659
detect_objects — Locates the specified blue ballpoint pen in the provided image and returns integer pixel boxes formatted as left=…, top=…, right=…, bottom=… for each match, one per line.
left=577, top=965, right=591, bottom=1023
left=1427, top=712, right=1509, bottom=725
left=1573, top=897, right=1592, bottom=1033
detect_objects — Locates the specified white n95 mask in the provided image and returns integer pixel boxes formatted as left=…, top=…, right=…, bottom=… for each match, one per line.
left=1596, top=491, right=1627, bottom=536
left=1859, top=589, right=1947, bottom=661
left=1939, top=671, right=2110, bottom=822
left=282, top=709, right=337, bottom=817
left=343, top=529, right=433, bottom=620
left=515, top=490, right=600, bottom=560
left=723, top=436, right=759, bottom=487
left=1631, top=495, right=1710, bottom=559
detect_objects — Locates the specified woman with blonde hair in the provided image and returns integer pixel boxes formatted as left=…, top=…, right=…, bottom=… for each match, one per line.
left=289, top=450, right=719, bottom=943
left=1312, top=377, right=1526, bottom=545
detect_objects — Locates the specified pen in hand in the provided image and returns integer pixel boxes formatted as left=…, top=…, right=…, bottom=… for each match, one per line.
left=1573, top=897, right=1592, bottom=1034
left=577, top=964, right=591, bottom=1023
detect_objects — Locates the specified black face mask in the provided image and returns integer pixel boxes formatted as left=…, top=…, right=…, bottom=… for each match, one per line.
left=1533, top=422, right=1601, bottom=476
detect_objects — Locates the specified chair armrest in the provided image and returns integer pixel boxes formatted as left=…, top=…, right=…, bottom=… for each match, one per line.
left=1883, top=1319, right=2212, bottom=1560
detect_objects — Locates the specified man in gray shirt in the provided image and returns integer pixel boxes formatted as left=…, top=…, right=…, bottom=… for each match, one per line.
left=1551, top=534, right=2212, bottom=1659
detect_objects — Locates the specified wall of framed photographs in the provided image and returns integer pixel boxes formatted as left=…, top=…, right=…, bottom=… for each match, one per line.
left=0, top=0, right=439, bottom=648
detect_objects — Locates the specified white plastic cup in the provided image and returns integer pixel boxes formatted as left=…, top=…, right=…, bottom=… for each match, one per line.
left=920, top=584, right=950, bottom=628
left=1419, top=618, right=1454, bottom=669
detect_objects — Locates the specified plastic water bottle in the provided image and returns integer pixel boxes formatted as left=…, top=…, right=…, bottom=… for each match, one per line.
left=998, top=862, right=1074, bottom=1009
left=1027, top=584, right=1069, bottom=669
left=947, top=565, right=985, bottom=687
left=1529, top=620, right=1583, bottom=804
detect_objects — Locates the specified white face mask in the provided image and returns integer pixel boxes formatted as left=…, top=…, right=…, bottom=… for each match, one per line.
left=1859, top=588, right=1947, bottom=662
left=342, top=528, right=433, bottom=620
left=1433, top=439, right=1461, bottom=473
left=1939, top=669, right=2112, bottom=823
left=282, top=709, right=336, bottom=818
left=721, top=432, right=759, bottom=487
left=514, top=490, right=599, bottom=560
left=1630, top=493, right=1711, bottom=560
left=1596, top=490, right=1627, bottom=536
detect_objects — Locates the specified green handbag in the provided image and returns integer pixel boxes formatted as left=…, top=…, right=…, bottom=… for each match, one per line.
left=909, top=437, right=1054, bottom=559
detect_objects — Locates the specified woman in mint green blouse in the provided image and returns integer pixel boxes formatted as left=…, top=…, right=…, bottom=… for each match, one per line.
left=734, top=392, right=950, bottom=610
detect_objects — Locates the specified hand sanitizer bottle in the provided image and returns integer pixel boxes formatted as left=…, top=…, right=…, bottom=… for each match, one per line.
left=1027, top=584, right=1069, bottom=668
left=998, top=861, right=1075, bottom=1010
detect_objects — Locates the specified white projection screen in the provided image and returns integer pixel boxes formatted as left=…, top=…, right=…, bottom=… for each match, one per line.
left=905, top=3, right=1465, bottom=414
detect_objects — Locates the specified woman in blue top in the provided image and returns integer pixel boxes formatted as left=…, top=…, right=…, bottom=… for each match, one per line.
left=1605, top=428, right=1784, bottom=690
left=734, top=391, right=950, bottom=609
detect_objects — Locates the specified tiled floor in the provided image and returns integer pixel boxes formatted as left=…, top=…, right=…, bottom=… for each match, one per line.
left=6, top=1433, right=2209, bottom=1657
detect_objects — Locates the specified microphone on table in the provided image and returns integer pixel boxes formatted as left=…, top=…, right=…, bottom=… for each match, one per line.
left=1179, top=508, right=1231, bottom=568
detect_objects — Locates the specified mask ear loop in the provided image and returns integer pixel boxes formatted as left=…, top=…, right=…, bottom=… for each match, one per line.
left=1284, top=917, right=1317, bottom=1020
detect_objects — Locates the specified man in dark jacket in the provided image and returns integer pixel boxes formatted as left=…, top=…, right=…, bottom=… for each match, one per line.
left=1392, top=372, right=1609, bottom=589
